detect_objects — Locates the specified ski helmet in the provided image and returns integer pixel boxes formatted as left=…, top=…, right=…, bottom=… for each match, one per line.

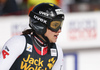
left=29, top=3, right=64, bottom=35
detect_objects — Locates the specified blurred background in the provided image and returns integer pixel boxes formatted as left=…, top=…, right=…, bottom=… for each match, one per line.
left=0, top=0, right=100, bottom=70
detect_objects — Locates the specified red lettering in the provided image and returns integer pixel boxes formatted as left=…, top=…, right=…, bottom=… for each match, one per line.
left=2, top=50, right=9, bottom=59
left=68, top=29, right=97, bottom=40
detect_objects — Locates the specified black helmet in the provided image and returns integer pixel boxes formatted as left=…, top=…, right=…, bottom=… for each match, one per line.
left=29, top=3, right=64, bottom=35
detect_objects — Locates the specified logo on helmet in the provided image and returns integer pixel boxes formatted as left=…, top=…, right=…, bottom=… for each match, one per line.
left=55, top=9, right=64, bottom=15
left=49, top=4, right=54, bottom=6
left=39, top=11, right=55, bottom=17
left=34, top=15, right=47, bottom=24
left=39, top=11, right=49, bottom=16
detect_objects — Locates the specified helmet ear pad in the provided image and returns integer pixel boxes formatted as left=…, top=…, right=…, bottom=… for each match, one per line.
left=29, top=18, right=47, bottom=35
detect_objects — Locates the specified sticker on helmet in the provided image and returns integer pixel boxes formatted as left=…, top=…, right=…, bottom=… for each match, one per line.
left=49, top=3, right=54, bottom=6
left=55, top=9, right=63, bottom=15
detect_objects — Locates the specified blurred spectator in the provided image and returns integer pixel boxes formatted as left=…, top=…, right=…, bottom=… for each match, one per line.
left=0, top=0, right=19, bottom=16
left=15, top=0, right=27, bottom=11
left=0, top=0, right=62, bottom=16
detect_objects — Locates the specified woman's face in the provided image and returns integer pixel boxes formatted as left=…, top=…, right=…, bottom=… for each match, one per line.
left=44, top=28, right=61, bottom=43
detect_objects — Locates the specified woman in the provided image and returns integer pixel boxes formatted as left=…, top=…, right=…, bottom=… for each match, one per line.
left=0, top=3, right=64, bottom=70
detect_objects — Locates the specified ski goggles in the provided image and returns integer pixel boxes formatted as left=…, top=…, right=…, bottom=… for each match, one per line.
left=29, top=11, right=64, bottom=32
left=47, top=19, right=63, bottom=32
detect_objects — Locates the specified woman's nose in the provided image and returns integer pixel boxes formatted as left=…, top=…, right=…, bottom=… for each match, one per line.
left=57, top=28, right=61, bottom=33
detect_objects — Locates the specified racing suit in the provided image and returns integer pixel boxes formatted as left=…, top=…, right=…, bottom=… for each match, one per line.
left=0, top=34, right=63, bottom=70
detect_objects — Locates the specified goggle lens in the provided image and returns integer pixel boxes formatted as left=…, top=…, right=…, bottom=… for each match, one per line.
left=49, top=20, right=63, bottom=32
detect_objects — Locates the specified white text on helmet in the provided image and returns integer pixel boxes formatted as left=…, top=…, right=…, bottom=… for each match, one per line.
left=39, top=11, right=49, bottom=17
left=55, top=9, right=64, bottom=15
left=34, top=15, right=47, bottom=24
